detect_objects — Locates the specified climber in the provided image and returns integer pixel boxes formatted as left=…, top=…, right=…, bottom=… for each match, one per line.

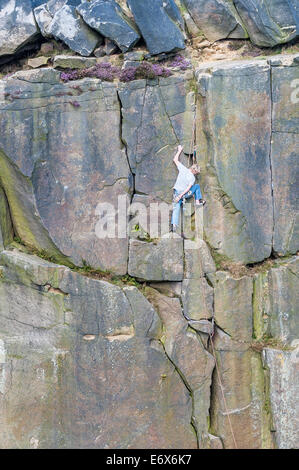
left=171, top=144, right=205, bottom=233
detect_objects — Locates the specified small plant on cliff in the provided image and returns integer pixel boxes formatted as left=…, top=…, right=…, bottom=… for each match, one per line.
left=61, top=61, right=172, bottom=84
left=169, top=55, right=191, bottom=71
left=61, top=62, right=120, bottom=83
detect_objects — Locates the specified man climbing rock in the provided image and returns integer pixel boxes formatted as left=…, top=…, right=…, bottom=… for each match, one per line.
left=171, top=144, right=205, bottom=233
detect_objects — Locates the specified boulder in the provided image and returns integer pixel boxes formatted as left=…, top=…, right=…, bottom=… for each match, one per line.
left=181, top=0, right=247, bottom=42
left=234, top=0, right=298, bottom=47
left=0, top=0, right=40, bottom=57
left=196, top=60, right=273, bottom=264
left=47, top=4, right=101, bottom=56
left=53, top=54, right=97, bottom=68
left=34, top=1, right=83, bottom=38
left=27, top=56, right=49, bottom=68
left=128, top=238, right=184, bottom=281
left=263, top=346, right=299, bottom=449
left=77, top=0, right=140, bottom=53
left=126, top=0, right=185, bottom=55
left=0, top=250, right=197, bottom=448
left=104, top=38, right=119, bottom=56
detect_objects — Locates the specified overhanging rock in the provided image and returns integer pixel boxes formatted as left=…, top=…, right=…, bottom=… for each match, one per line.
left=126, top=0, right=185, bottom=55
left=77, top=0, right=140, bottom=53
left=0, top=0, right=41, bottom=57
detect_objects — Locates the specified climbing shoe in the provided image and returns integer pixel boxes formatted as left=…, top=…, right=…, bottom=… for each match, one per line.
left=196, top=199, right=206, bottom=207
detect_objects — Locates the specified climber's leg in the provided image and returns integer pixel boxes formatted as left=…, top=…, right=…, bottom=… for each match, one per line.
left=185, top=184, right=205, bottom=206
left=171, top=191, right=183, bottom=229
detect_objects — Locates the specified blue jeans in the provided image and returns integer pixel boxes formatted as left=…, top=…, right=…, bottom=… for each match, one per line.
left=171, top=184, right=202, bottom=227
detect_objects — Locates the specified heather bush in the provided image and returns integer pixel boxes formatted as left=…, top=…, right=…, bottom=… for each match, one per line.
left=119, top=66, right=136, bottom=82
left=169, top=55, right=191, bottom=70
left=61, top=60, right=173, bottom=83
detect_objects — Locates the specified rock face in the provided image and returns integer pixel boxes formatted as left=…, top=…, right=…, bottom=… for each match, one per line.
left=119, top=73, right=195, bottom=202
left=0, top=69, right=131, bottom=273
left=270, top=55, right=299, bottom=255
left=0, top=55, right=298, bottom=449
left=77, top=0, right=140, bottom=53
left=263, top=346, right=299, bottom=449
left=0, top=250, right=198, bottom=448
left=253, top=257, right=299, bottom=344
left=126, top=0, right=185, bottom=55
left=196, top=55, right=299, bottom=264
left=0, top=187, right=13, bottom=251
left=128, top=238, right=184, bottom=281
left=197, top=60, right=273, bottom=264
left=0, top=0, right=40, bottom=57
left=145, top=287, right=215, bottom=446
left=181, top=0, right=247, bottom=42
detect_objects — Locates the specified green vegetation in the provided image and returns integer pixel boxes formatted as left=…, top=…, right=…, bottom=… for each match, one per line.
left=251, top=334, right=294, bottom=352
left=10, top=235, right=143, bottom=289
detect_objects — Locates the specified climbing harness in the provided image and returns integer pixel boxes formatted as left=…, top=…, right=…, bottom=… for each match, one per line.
left=186, top=109, right=238, bottom=449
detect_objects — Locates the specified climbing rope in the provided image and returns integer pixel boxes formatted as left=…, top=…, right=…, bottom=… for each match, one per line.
left=187, top=111, right=238, bottom=449
left=188, top=111, right=196, bottom=166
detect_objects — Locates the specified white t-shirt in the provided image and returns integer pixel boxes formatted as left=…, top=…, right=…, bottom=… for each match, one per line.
left=174, top=162, right=195, bottom=193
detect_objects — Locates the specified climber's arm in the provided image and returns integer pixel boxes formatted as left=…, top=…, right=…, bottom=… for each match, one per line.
left=173, top=144, right=183, bottom=167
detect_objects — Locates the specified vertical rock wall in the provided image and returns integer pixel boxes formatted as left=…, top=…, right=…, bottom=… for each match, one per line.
left=0, top=53, right=298, bottom=448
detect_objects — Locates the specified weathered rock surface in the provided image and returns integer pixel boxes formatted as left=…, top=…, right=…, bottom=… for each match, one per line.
left=0, top=250, right=197, bottom=448
left=119, top=74, right=195, bottom=202
left=126, top=0, right=185, bottom=55
left=0, top=187, right=13, bottom=251
left=0, top=0, right=40, bottom=57
left=271, top=55, right=299, bottom=255
left=77, top=0, right=140, bottom=53
left=210, top=257, right=299, bottom=449
left=0, top=69, right=131, bottom=273
left=263, top=346, right=299, bottom=449
left=0, top=148, right=70, bottom=265
left=234, top=0, right=298, bottom=47
left=184, top=239, right=216, bottom=278
left=197, top=60, right=273, bottom=264
left=182, top=0, right=298, bottom=46
left=53, top=54, right=97, bottom=69
left=47, top=4, right=101, bottom=56
left=210, top=334, right=274, bottom=449
left=253, top=257, right=299, bottom=344
left=211, top=271, right=253, bottom=342
left=182, top=278, right=213, bottom=321
left=145, top=287, right=215, bottom=446
left=0, top=54, right=298, bottom=449
left=128, top=238, right=184, bottom=281
left=181, top=0, right=247, bottom=42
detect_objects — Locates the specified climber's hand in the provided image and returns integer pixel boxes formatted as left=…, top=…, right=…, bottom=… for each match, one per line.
left=177, top=144, right=183, bottom=153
